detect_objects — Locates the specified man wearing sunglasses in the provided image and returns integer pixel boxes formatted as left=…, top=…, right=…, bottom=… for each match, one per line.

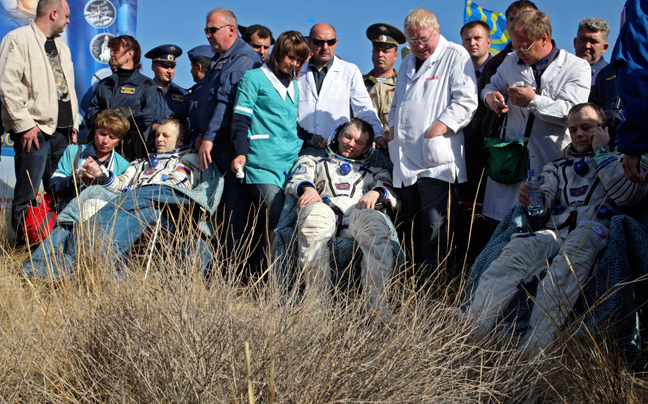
left=481, top=10, right=590, bottom=224
left=297, top=22, right=386, bottom=152
left=194, top=8, right=262, bottom=260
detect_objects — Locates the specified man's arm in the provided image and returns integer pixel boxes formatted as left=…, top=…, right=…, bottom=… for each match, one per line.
left=199, top=54, right=261, bottom=170
left=0, top=34, right=37, bottom=134
left=429, top=53, right=478, bottom=138
left=526, top=55, right=591, bottom=126
left=161, top=153, right=201, bottom=190
left=286, top=155, right=321, bottom=207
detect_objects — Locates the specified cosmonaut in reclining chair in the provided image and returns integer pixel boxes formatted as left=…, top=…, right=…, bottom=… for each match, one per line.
left=277, top=118, right=401, bottom=320
left=464, top=103, right=648, bottom=354
left=23, top=118, right=223, bottom=278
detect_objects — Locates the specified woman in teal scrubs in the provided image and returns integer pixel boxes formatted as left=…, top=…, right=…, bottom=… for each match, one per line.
left=230, top=31, right=310, bottom=257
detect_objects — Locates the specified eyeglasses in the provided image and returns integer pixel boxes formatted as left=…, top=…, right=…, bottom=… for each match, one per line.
left=407, top=35, right=432, bottom=47
left=310, top=38, right=337, bottom=47
left=204, top=24, right=230, bottom=35
left=251, top=43, right=270, bottom=50
left=511, top=40, right=536, bottom=54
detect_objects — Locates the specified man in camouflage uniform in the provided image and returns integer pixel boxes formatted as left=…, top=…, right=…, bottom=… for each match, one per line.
left=363, top=23, right=405, bottom=142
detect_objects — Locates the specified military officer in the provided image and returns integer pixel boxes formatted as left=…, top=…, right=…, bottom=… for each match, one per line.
left=185, top=44, right=215, bottom=146
left=363, top=23, right=404, bottom=92
left=363, top=23, right=405, bottom=143
left=145, top=44, right=188, bottom=128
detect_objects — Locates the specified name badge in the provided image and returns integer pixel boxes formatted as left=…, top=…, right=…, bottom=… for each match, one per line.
left=172, top=94, right=184, bottom=102
left=121, top=87, right=135, bottom=94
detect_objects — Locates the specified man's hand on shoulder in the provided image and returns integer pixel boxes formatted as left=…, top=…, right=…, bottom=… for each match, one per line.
left=622, top=154, right=648, bottom=184
left=297, top=187, right=323, bottom=208
left=356, top=190, right=381, bottom=210
left=198, top=138, right=213, bottom=171
left=21, top=126, right=40, bottom=152
left=375, top=137, right=388, bottom=150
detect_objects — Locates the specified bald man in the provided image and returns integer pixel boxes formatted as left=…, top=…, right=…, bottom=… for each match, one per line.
left=297, top=23, right=386, bottom=151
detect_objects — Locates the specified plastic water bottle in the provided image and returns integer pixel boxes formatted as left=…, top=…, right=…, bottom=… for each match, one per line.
left=525, top=169, right=544, bottom=216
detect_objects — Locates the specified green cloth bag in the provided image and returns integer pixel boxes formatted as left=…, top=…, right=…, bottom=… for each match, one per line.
left=484, top=137, right=529, bottom=185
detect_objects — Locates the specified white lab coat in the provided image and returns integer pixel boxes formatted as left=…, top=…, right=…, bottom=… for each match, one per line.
left=480, top=49, right=591, bottom=220
left=388, top=35, right=477, bottom=187
left=298, top=56, right=384, bottom=140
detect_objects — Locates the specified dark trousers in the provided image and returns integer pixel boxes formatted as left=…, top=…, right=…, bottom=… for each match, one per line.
left=395, top=177, right=459, bottom=277
left=247, top=183, right=285, bottom=275
left=11, top=129, right=69, bottom=242
left=210, top=138, right=252, bottom=264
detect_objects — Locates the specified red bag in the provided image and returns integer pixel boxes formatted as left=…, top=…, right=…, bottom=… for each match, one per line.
left=24, top=194, right=57, bottom=245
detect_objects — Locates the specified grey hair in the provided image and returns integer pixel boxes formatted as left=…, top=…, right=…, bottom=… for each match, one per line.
left=577, top=17, right=610, bottom=42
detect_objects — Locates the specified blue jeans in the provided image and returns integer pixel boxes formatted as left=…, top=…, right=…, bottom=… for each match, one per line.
left=23, top=186, right=211, bottom=278
left=11, top=129, right=69, bottom=242
left=395, top=177, right=458, bottom=272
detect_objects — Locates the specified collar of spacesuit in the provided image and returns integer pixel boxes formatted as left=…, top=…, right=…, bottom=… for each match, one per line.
left=563, top=144, right=592, bottom=160
left=154, top=146, right=191, bottom=158
left=325, top=144, right=373, bottom=166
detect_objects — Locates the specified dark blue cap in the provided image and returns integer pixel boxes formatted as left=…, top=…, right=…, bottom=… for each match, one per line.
left=187, top=45, right=216, bottom=62
left=145, top=44, right=183, bottom=66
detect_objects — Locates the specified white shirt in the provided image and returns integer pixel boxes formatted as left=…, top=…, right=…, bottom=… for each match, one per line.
left=298, top=56, right=384, bottom=140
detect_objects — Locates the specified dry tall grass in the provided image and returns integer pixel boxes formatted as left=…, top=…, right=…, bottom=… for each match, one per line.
left=1, top=210, right=647, bottom=403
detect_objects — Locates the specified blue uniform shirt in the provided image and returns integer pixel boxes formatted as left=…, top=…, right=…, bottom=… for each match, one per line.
left=611, top=0, right=648, bottom=155
left=195, top=37, right=262, bottom=143
left=186, top=79, right=203, bottom=145
left=155, top=81, right=188, bottom=123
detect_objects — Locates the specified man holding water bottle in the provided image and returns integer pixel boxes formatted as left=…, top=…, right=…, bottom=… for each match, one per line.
left=481, top=10, right=590, bottom=223
left=466, top=103, right=648, bottom=354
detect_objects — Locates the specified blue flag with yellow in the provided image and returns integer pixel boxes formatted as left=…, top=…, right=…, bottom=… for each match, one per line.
left=464, top=0, right=509, bottom=55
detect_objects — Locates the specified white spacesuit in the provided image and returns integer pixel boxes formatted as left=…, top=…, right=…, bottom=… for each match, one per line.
left=286, top=142, right=399, bottom=318
left=468, top=145, right=648, bottom=350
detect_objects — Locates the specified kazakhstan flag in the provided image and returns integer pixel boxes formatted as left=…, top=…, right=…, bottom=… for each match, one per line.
left=464, top=0, right=509, bottom=55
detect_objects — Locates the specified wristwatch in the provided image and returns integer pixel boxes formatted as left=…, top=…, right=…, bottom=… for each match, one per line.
left=594, top=145, right=610, bottom=155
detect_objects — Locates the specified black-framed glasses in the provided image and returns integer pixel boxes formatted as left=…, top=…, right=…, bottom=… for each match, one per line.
left=511, top=40, right=536, bottom=54
left=204, top=24, right=230, bottom=35
left=310, top=38, right=337, bottom=47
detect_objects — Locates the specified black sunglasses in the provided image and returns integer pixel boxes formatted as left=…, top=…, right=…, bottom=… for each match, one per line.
left=310, top=38, right=337, bottom=47
left=204, top=24, right=230, bottom=35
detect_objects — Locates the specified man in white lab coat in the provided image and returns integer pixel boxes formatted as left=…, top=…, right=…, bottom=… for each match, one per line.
left=388, top=8, right=478, bottom=274
left=297, top=23, right=385, bottom=151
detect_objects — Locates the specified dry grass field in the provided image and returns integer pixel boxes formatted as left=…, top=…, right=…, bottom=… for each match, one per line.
left=1, top=214, right=648, bottom=403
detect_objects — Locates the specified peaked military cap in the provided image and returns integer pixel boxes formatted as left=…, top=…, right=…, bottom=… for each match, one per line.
left=366, top=23, right=406, bottom=48
left=187, top=45, right=215, bottom=62
left=145, top=44, right=183, bottom=66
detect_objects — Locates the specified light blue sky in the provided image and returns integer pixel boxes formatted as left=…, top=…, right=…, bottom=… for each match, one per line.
left=136, top=0, right=624, bottom=89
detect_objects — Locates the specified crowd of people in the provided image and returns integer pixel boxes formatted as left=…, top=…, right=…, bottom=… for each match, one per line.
left=1, top=0, right=647, bottom=354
